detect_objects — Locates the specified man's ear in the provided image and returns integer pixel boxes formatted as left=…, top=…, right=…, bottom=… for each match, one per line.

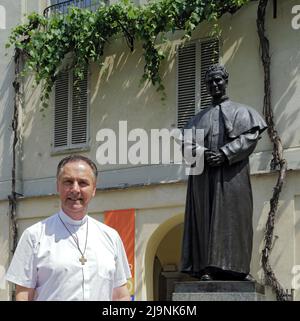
left=92, top=179, right=96, bottom=198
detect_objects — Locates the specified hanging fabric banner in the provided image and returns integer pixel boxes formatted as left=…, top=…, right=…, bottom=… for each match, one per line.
left=104, top=208, right=135, bottom=300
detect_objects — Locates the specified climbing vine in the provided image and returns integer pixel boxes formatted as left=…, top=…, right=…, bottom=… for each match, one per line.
left=7, top=0, right=249, bottom=108
left=257, top=0, right=289, bottom=301
left=8, top=47, right=22, bottom=301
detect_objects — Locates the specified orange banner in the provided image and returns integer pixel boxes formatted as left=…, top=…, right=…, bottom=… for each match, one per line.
left=104, top=208, right=135, bottom=299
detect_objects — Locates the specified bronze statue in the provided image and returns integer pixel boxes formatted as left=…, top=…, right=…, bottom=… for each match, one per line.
left=181, top=64, right=267, bottom=281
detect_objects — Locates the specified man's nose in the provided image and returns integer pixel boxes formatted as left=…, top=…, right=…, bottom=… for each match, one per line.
left=71, top=181, right=80, bottom=192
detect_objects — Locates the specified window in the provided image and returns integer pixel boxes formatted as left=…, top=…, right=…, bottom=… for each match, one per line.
left=53, top=67, right=89, bottom=151
left=177, top=38, right=219, bottom=129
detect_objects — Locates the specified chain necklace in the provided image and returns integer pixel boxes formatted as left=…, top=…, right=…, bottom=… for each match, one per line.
left=58, top=214, right=89, bottom=265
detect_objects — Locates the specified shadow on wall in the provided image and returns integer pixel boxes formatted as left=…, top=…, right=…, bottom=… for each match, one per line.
left=90, top=38, right=177, bottom=131
left=222, top=2, right=300, bottom=151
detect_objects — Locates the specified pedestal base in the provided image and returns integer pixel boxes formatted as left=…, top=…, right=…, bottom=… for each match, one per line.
left=172, top=281, right=267, bottom=301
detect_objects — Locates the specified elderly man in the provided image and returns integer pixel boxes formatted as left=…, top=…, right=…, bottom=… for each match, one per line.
left=181, top=64, right=267, bottom=281
left=6, top=155, right=131, bottom=300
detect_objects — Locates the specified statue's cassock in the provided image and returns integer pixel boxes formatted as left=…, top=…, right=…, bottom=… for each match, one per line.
left=181, top=97, right=267, bottom=278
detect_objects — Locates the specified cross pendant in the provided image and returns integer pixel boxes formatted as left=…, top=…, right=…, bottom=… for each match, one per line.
left=79, top=256, right=87, bottom=265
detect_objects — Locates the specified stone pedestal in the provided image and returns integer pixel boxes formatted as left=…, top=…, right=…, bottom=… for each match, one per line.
left=172, top=281, right=267, bottom=301
left=159, top=272, right=192, bottom=301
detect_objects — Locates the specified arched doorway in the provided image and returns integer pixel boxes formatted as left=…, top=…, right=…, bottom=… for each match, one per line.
left=154, top=223, right=194, bottom=300
left=144, top=214, right=194, bottom=300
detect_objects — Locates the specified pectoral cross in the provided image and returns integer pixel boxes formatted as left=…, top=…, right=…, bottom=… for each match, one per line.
left=79, top=256, right=87, bottom=265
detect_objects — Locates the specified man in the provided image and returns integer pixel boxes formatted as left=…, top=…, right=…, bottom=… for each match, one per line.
left=6, top=155, right=131, bottom=300
left=181, top=64, right=267, bottom=281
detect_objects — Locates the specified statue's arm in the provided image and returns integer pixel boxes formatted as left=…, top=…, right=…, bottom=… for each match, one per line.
left=220, top=130, right=260, bottom=165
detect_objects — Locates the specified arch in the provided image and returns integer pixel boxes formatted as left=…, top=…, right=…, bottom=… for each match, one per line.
left=143, top=213, right=184, bottom=300
left=0, top=6, right=6, bottom=30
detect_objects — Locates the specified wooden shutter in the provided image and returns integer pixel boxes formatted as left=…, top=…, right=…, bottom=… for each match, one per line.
left=54, top=66, right=88, bottom=150
left=177, top=39, right=219, bottom=129
left=71, top=67, right=88, bottom=145
left=177, top=42, right=196, bottom=129
left=54, top=71, right=69, bottom=148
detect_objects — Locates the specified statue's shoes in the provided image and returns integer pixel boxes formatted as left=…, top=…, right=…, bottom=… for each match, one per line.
left=200, top=274, right=213, bottom=281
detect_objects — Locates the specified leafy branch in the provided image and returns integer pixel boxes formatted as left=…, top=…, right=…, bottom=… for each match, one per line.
left=7, top=0, right=249, bottom=106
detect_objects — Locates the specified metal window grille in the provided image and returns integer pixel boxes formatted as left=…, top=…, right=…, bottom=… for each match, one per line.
left=44, top=0, right=109, bottom=17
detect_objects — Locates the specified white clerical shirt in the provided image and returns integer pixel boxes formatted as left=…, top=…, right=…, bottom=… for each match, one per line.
left=6, top=210, right=131, bottom=301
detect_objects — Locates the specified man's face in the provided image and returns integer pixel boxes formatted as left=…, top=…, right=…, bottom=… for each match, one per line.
left=57, top=161, right=96, bottom=219
left=206, top=71, right=227, bottom=99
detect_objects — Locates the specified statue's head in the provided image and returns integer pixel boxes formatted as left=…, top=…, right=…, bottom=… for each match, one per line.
left=205, top=64, right=229, bottom=100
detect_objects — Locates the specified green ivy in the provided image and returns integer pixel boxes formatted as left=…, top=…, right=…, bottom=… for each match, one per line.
left=7, top=0, right=250, bottom=105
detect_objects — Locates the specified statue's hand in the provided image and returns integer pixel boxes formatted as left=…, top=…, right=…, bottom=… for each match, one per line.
left=205, top=150, right=226, bottom=167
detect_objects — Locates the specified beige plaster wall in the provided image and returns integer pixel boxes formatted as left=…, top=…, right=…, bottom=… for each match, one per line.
left=251, top=171, right=300, bottom=298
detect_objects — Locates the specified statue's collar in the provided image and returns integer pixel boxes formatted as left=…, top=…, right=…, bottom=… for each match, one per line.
left=212, top=95, right=229, bottom=106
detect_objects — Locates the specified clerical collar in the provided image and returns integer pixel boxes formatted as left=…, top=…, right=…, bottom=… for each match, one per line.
left=212, top=95, right=229, bottom=106
left=58, top=209, right=88, bottom=226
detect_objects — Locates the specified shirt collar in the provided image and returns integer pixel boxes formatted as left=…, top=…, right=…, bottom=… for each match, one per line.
left=58, top=209, right=88, bottom=226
